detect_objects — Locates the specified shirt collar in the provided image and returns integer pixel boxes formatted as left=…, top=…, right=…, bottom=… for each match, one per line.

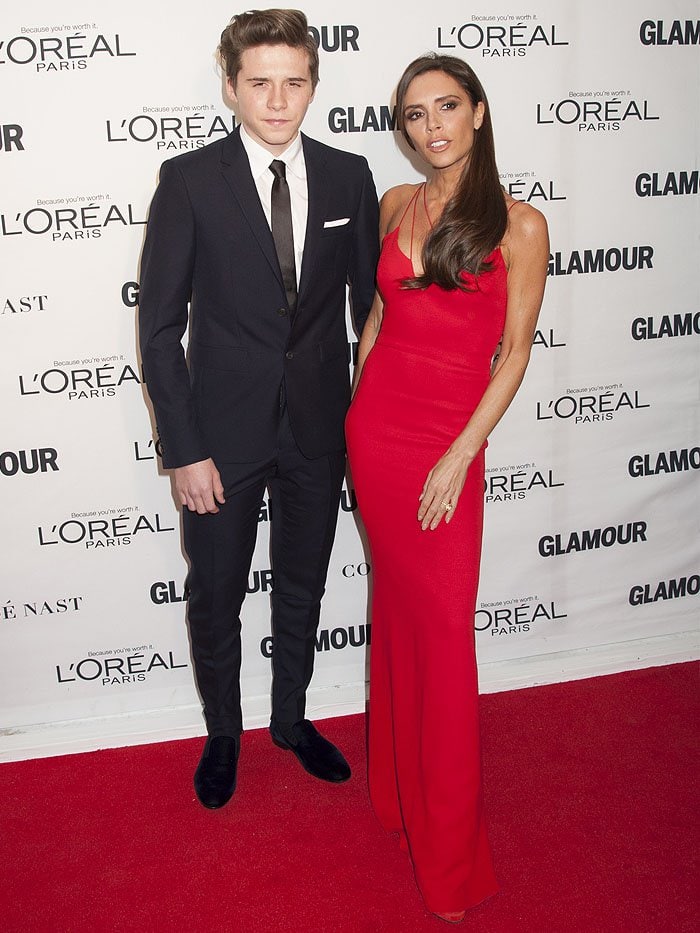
left=240, top=125, right=306, bottom=183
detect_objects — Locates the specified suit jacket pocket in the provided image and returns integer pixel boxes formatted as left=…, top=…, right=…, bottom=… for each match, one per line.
left=319, top=225, right=350, bottom=239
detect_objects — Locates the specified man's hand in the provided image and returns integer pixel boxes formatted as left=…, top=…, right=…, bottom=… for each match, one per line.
left=174, top=459, right=225, bottom=514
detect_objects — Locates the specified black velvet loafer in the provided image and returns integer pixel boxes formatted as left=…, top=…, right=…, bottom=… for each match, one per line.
left=193, top=735, right=240, bottom=809
left=270, top=719, right=351, bottom=783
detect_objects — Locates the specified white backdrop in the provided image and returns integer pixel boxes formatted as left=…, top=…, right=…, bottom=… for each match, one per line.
left=1, top=1, right=698, bottom=761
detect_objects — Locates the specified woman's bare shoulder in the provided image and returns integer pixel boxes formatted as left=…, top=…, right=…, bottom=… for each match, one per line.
left=380, top=183, right=421, bottom=232
left=381, top=182, right=420, bottom=205
left=502, top=198, right=549, bottom=264
left=505, top=198, right=548, bottom=241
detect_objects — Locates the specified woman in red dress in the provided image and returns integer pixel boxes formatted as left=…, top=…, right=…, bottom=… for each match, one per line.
left=346, top=55, right=549, bottom=923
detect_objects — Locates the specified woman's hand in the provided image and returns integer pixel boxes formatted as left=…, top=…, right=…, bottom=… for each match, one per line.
left=417, top=446, right=473, bottom=530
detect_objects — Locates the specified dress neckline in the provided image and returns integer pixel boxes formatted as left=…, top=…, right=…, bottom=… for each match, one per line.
left=385, top=225, right=503, bottom=278
left=388, top=187, right=515, bottom=278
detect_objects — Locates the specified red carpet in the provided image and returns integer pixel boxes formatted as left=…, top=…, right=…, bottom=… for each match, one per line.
left=1, top=663, right=697, bottom=932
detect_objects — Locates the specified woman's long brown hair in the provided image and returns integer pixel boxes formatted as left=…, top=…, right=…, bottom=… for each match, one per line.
left=396, top=54, right=507, bottom=291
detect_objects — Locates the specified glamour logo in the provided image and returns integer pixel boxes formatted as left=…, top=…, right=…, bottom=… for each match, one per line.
left=261, top=623, right=370, bottom=658
left=308, top=24, right=359, bottom=51
left=536, top=96, right=659, bottom=132
left=56, top=649, right=187, bottom=687
left=0, top=447, right=58, bottom=476
left=2, top=294, right=48, bottom=315
left=538, top=521, right=647, bottom=557
left=536, top=386, right=650, bottom=424
left=0, top=124, right=24, bottom=151
left=438, top=19, right=568, bottom=57
left=134, top=438, right=163, bottom=461
left=247, top=569, right=274, bottom=594
left=640, top=20, right=700, bottom=45
left=631, top=312, right=700, bottom=340
left=105, top=111, right=236, bottom=151
left=548, top=246, right=653, bottom=275
left=258, top=496, right=273, bottom=523
left=501, top=173, right=566, bottom=203
left=311, top=624, right=370, bottom=651
left=629, top=575, right=699, bottom=606
left=0, top=32, right=135, bottom=71
left=340, top=485, right=358, bottom=512
left=484, top=464, right=563, bottom=503
left=122, top=281, right=139, bottom=307
left=635, top=171, right=698, bottom=197
left=628, top=447, right=700, bottom=478
left=2, top=595, right=83, bottom=621
left=150, top=580, right=187, bottom=604
left=476, top=598, right=566, bottom=635
left=1, top=199, right=146, bottom=241
left=38, top=509, right=175, bottom=549
left=19, top=359, right=141, bottom=400
left=328, top=106, right=396, bottom=134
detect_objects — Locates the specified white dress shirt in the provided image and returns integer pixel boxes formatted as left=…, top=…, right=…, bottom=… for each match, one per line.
left=239, top=125, right=308, bottom=287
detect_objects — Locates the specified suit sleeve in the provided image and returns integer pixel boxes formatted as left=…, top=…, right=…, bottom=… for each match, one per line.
left=347, top=157, right=380, bottom=337
left=138, top=159, right=209, bottom=469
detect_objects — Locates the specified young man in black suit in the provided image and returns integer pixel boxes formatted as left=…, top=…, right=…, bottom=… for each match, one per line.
left=139, top=9, right=379, bottom=808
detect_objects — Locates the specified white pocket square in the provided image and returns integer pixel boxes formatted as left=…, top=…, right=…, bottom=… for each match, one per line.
left=323, top=217, right=350, bottom=228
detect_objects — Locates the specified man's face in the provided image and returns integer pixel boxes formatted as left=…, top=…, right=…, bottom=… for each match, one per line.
left=227, top=44, right=315, bottom=155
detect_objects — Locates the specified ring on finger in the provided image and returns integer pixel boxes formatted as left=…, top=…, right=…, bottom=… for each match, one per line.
left=441, top=500, right=453, bottom=511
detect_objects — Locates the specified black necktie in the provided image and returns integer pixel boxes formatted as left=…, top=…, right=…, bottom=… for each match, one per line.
left=269, top=160, right=297, bottom=312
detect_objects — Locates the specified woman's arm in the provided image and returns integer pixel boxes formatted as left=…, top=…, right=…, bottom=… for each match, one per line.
left=351, top=185, right=413, bottom=395
left=352, top=289, right=384, bottom=395
left=417, top=203, right=550, bottom=529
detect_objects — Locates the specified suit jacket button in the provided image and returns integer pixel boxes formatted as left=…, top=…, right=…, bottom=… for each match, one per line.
left=277, top=308, right=288, bottom=316
left=285, top=351, right=294, bottom=359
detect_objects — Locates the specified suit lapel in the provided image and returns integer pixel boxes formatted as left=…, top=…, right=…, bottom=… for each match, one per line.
left=298, top=135, right=330, bottom=304
left=219, top=129, right=283, bottom=288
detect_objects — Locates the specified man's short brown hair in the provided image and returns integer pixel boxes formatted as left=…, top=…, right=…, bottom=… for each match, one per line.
left=219, top=9, right=320, bottom=88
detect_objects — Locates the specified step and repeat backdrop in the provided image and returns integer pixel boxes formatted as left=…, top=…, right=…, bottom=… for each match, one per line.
left=1, top=1, right=698, bottom=756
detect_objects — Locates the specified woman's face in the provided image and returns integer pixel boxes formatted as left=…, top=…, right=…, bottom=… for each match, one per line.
left=402, top=70, right=485, bottom=173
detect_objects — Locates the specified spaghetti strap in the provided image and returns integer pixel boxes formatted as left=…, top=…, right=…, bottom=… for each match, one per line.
left=397, top=184, right=423, bottom=228
left=387, top=184, right=425, bottom=271
left=507, top=199, right=520, bottom=212
left=409, top=184, right=422, bottom=265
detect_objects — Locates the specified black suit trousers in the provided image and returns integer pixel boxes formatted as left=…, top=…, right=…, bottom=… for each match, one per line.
left=183, top=403, right=345, bottom=736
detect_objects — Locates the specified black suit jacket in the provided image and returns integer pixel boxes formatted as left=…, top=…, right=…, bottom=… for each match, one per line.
left=138, top=128, right=379, bottom=469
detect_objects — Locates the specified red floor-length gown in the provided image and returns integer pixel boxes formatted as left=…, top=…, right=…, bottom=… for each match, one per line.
left=346, top=204, right=507, bottom=913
